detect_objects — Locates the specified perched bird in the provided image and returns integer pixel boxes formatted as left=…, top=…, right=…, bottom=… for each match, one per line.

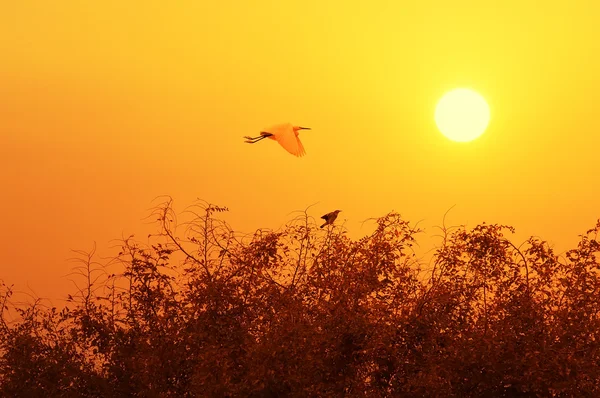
left=320, top=210, right=342, bottom=228
left=244, top=123, right=311, bottom=157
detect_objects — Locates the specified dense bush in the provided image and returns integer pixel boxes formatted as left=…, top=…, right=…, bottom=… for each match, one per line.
left=1, top=198, right=599, bottom=397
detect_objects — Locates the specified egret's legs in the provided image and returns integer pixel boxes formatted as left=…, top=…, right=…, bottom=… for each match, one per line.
left=243, top=132, right=273, bottom=143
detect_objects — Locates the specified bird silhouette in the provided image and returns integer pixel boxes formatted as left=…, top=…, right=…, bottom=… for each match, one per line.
left=244, top=123, right=311, bottom=157
left=320, top=210, right=341, bottom=228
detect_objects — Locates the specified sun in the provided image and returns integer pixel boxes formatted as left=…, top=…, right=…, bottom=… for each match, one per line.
left=435, top=88, right=490, bottom=142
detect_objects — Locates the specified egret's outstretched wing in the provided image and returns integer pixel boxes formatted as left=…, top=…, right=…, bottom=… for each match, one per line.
left=274, top=124, right=305, bottom=157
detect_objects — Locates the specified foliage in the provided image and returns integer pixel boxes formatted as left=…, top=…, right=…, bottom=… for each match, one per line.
left=1, top=198, right=600, bottom=397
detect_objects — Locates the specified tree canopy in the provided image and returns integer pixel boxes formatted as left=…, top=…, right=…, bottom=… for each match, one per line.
left=1, top=199, right=599, bottom=397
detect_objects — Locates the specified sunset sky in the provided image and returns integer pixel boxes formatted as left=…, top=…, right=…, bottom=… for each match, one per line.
left=2, top=1, right=599, bottom=301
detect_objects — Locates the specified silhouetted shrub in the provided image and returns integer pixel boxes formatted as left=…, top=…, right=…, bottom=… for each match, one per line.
left=1, top=198, right=599, bottom=397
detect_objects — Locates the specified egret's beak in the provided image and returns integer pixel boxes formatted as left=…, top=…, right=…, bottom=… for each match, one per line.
left=297, top=126, right=311, bottom=130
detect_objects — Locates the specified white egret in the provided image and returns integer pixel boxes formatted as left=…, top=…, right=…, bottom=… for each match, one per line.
left=244, top=123, right=311, bottom=157
left=320, top=210, right=341, bottom=228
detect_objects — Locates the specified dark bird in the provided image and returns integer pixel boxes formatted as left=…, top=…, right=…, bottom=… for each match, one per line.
left=320, top=210, right=342, bottom=228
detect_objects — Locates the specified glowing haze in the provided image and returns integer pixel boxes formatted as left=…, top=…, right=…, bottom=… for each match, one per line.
left=1, top=1, right=599, bottom=300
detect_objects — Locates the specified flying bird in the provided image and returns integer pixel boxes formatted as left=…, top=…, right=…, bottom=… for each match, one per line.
left=320, top=210, right=342, bottom=228
left=244, top=123, right=311, bottom=157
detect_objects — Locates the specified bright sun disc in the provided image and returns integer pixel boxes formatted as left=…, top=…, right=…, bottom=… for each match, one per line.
left=435, top=88, right=490, bottom=142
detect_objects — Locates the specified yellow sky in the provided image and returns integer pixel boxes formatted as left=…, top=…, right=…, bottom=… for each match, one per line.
left=2, top=1, right=599, bottom=300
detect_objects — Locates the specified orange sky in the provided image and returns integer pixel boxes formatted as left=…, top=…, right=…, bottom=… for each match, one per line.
left=2, top=1, right=599, bottom=301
